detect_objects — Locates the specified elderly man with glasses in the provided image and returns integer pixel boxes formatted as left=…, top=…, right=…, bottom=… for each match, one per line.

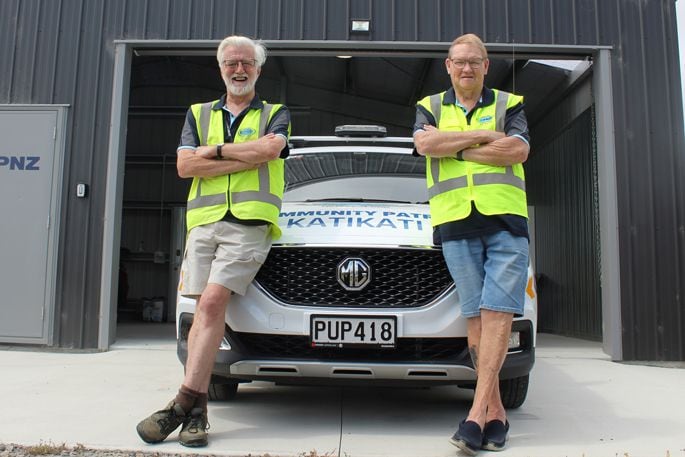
left=413, top=33, right=531, bottom=455
left=136, top=35, right=290, bottom=448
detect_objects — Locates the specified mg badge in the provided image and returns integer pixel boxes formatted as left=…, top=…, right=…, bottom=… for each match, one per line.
left=337, top=257, right=371, bottom=291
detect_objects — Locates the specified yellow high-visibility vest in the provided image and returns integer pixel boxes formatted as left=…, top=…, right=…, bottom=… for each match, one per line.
left=417, top=89, right=528, bottom=227
left=185, top=100, right=286, bottom=238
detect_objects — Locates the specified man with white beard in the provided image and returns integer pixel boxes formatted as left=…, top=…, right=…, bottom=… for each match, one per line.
left=136, top=35, right=290, bottom=448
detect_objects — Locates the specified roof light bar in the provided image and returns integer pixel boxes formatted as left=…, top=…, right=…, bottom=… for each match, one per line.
left=335, top=125, right=387, bottom=138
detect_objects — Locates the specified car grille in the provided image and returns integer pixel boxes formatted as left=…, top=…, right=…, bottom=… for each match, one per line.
left=231, top=331, right=469, bottom=363
left=254, top=247, right=453, bottom=308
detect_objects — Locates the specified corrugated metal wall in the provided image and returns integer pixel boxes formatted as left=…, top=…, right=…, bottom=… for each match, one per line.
left=1, top=0, right=683, bottom=359
left=528, top=108, right=602, bottom=340
left=610, top=1, right=685, bottom=361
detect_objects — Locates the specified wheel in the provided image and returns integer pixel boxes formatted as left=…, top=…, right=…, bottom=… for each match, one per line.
left=499, top=374, right=529, bottom=409
left=208, top=381, right=238, bottom=401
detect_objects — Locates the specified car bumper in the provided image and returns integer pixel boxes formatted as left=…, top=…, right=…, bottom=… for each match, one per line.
left=177, top=314, right=535, bottom=386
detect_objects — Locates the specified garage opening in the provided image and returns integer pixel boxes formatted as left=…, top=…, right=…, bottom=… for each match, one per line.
left=111, top=41, right=603, bottom=346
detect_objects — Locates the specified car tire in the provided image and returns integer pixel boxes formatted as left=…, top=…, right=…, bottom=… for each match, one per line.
left=208, top=382, right=238, bottom=402
left=499, top=374, right=529, bottom=409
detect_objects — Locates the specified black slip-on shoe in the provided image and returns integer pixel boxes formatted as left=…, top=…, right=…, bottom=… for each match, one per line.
left=482, top=419, right=510, bottom=451
left=449, top=420, right=483, bottom=455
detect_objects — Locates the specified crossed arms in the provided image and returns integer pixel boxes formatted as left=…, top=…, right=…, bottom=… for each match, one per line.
left=413, top=125, right=529, bottom=166
left=177, top=134, right=286, bottom=178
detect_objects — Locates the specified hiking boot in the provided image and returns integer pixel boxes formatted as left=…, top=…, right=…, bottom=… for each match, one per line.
left=179, top=407, right=210, bottom=447
left=449, top=420, right=483, bottom=456
left=136, top=401, right=187, bottom=444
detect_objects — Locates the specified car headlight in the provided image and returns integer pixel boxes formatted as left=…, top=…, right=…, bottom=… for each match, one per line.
left=508, top=331, right=521, bottom=350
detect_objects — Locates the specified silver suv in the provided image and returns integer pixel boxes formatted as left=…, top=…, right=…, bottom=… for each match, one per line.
left=176, top=125, right=537, bottom=408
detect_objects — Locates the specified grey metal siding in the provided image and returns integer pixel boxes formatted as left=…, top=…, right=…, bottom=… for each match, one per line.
left=527, top=108, right=602, bottom=340
left=0, top=0, right=683, bottom=359
left=610, top=0, right=685, bottom=360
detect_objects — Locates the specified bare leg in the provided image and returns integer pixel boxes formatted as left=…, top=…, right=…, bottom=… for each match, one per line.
left=466, top=309, right=513, bottom=428
left=182, top=283, right=232, bottom=393
left=135, top=282, right=230, bottom=444
left=467, top=315, right=482, bottom=376
left=486, top=378, right=506, bottom=423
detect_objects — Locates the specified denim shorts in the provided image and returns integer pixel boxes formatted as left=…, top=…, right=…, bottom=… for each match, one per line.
left=441, top=231, right=529, bottom=318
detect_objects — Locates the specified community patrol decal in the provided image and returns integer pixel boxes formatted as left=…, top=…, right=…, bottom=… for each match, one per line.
left=281, top=209, right=430, bottom=230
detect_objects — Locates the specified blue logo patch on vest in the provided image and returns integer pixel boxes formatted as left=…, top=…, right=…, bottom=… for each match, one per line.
left=238, top=127, right=256, bottom=137
left=478, top=115, right=493, bottom=123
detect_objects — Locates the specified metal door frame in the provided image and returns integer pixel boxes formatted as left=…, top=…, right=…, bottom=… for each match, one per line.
left=100, top=41, right=621, bottom=361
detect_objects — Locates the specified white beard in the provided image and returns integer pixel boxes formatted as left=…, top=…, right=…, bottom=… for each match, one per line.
left=225, top=77, right=255, bottom=96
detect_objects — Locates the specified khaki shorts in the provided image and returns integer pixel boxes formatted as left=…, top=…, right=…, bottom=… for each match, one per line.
left=179, top=221, right=271, bottom=297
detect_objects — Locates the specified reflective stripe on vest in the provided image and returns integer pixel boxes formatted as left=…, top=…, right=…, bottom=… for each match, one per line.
left=186, top=103, right=279, bottom=212
left=426, top=90, right=524, bottom=199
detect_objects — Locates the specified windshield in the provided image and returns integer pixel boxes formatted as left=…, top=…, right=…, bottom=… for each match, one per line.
left=284, top=150, right=428, bottom=203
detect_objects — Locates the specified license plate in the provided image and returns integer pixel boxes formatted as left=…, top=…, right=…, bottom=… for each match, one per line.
left=310, top=315, right=396, bottom=348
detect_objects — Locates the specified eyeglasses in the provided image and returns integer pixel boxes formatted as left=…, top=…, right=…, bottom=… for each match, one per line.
left=221, top=59, right=257, bottom=70
left=449, top=58, right=484, bottom=69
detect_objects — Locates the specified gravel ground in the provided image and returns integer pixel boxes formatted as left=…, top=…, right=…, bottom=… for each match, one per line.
left=0, top=443, right=276, bottom=457
left=0, top=443, right=328, bottom=457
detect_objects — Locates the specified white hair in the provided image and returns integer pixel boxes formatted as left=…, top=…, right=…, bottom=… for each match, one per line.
left=216, top=35, right=267, bottom=67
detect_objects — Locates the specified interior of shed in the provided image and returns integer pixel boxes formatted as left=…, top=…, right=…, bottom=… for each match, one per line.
left=117, top=49, right=602, bottom=341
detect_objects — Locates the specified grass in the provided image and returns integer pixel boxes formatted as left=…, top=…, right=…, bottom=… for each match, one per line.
left=18, top=441, right=87, bottom=456
left=24, top=441, right=67, bottom=456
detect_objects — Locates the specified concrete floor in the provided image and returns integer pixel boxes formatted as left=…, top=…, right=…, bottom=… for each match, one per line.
left=1, top=323, right=684, bottom=457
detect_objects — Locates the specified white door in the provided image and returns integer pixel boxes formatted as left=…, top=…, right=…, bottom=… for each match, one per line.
left=0, top=108, right=64, bottom=343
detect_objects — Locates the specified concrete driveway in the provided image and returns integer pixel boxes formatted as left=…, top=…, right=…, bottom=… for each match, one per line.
left=1, top=324, right=684, bottom=457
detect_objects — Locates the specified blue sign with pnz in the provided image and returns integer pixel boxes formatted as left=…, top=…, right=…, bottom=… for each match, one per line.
left=0, top=156, right=40, bottom=170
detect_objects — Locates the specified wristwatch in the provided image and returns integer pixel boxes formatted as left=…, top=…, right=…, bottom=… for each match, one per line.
left=216, top=143, right=224, bottom=159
